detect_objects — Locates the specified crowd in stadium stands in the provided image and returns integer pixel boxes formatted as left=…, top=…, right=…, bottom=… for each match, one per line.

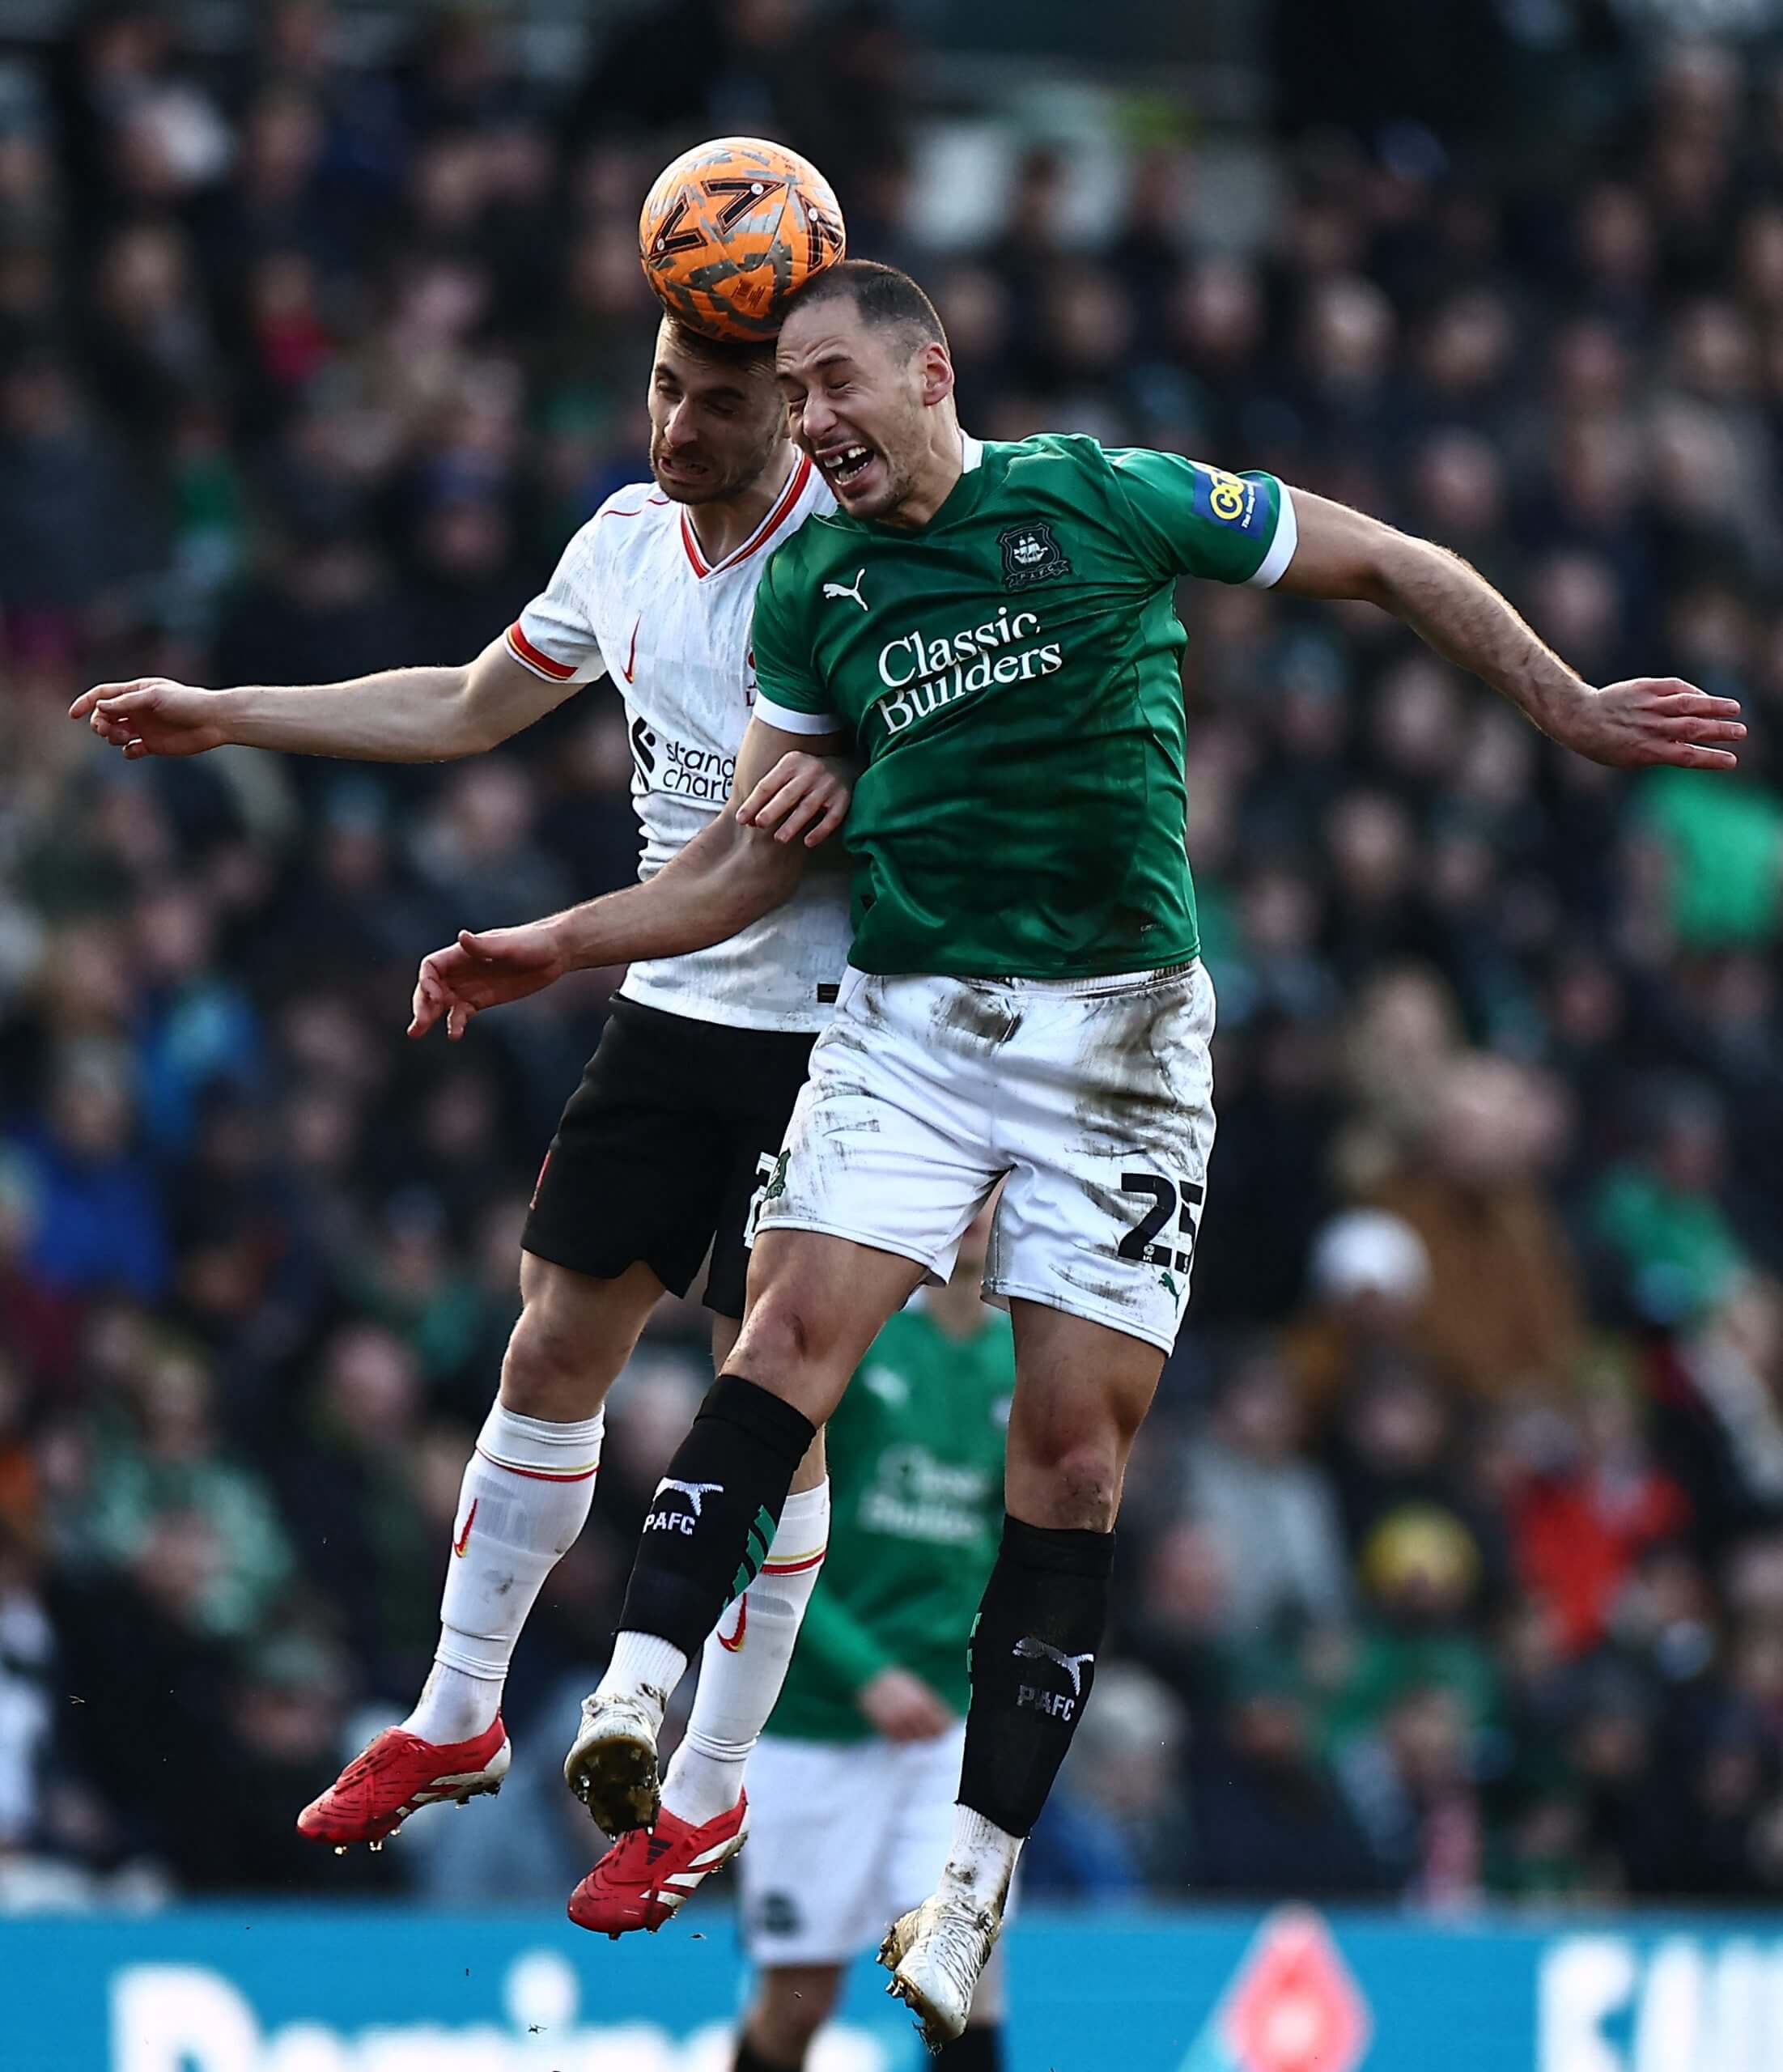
left=3, top=2, right=1783, bottom=1913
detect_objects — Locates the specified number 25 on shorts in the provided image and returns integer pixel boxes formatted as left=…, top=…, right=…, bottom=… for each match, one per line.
left=1117, top=1172, right=1204, bottom=1275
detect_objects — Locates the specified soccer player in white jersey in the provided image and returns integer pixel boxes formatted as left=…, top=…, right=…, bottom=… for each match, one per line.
left=71, top=315, right=851, bottom=1933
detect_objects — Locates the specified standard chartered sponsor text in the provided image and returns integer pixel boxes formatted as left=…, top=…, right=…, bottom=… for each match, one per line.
left=658, top=740, right=736, bottom=800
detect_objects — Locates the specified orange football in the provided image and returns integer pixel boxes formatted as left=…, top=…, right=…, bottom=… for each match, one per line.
left=639, top=136, right=846, bottom=342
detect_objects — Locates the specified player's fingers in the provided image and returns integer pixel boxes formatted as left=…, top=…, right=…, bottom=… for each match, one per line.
left=771, top=785, right=830, bottom=845
left=448, top=1002, right=475, bottom=1041
left=70, top=680, right=142, bottom=717
left=737, top=770, right=804, bottom=829
left=1653, top=741, right=1739, bottom=769
left=1648, top=690, right=1743, bottom=719
left=804, top=790, right=849, bottom=847
left=124, top=739, right=150, bottom=760
left=409, top=960, right=451, bottom=1036
left=1654, top=717, right=1746, bottom=745
left=93, top=687, right=159, bottom=717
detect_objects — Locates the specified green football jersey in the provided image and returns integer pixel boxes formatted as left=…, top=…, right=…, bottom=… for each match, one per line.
left=767, top=1302, right=1012, bottom=1744
left=752, top=433, right=1296, bottom=979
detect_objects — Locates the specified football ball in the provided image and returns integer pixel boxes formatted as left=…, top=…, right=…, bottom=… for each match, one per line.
left=638, top=136, right=846, bottom=342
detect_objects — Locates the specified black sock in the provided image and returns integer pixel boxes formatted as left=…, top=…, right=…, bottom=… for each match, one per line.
left=733, top=2036, right=801, bottom=2072
left=617, top=1372, right=816, bottom=1660
left=957, top=1515, right=1114, bottom=1839
left=936, top=2026, right=1003, bottom=2070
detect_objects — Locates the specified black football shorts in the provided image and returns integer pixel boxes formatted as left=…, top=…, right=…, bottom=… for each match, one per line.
left=521, top=995, right=817, bottom=1318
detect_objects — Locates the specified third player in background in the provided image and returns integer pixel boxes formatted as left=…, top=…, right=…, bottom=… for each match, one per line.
left=734, top=1201, right=1011, bottom=2072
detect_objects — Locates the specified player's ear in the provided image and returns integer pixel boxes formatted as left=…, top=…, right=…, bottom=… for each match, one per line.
left=916, top=341, right=955, bottom=410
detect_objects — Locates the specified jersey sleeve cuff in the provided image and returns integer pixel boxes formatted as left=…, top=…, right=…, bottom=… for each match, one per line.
left=1246, top=482, right=1299, bottom=588
left=506, top=621, right=584, bottom=681
left=754, top=692, right=843, bottom=736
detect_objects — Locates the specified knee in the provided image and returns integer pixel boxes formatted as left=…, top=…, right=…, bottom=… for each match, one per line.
left=1008, top=1412, right=1123, bottom=1530
left=732, top=1284, right=849, bottom=1399
left=499, top=1302, right=610, bottom=1419
left=1034, top=1445, right=1121, bottom=1530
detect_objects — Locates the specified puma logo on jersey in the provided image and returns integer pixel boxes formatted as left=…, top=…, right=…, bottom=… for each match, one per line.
left=822, top=569, right=868, bottom=611
left=1012, top=1636, right=1094, bottom=1696
left=646, top=1478, right=725, bottom=1535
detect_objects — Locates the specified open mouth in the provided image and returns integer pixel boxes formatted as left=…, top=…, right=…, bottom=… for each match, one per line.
left=818, top=444, right=876, bottom=489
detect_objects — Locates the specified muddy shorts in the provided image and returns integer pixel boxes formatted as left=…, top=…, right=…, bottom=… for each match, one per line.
left=754, top=960, right=1217, bottom=1354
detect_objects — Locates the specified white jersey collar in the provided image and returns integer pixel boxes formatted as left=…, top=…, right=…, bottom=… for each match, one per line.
left=680, top=451, right=814, bottom=580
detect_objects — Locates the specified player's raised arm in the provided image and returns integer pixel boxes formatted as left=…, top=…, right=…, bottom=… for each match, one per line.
left=1273, top=486, right=1747, bottom=772
left=409, top=716, right=851, bottom=1040
left=70, top=632, right=579, bottom=763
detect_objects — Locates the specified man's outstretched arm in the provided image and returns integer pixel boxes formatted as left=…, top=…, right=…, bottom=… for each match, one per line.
left=409, top=719, right=851, bottom=1040
left=70, top=634, right=578, bottom=762
left=1276, top=488, right=1746, bottom=770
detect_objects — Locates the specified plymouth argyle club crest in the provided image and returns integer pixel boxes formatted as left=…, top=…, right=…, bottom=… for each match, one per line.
left=998, top=520, right=1071, bottom=588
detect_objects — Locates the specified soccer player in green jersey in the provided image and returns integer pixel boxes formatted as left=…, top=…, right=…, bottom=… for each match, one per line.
left=735, top=1204, right=1011, bottom=2072
left=410, top=260, right=1746, bottom=2045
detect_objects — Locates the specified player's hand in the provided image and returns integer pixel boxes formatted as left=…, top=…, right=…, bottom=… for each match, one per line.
left=408, top=921, right=569, bottom=1041
left=736, top=751, right=851, bottom=847
left=69, top=678, right=227, bottom=758
left=857, top=1667, right=955, bottom=1743
left=1547, top=678, right=1746, bottom=770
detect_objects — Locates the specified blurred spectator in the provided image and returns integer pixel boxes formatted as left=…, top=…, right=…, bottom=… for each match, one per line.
left=1373, top=1053, right=1586, bottom=1401
left=274, top=1323, right=442, bottom=1700
left=1182, top=1346, right=1352, bottom=1641
left=1503, top=1376, right=1690, bottom=1655
left=1658, top=1276, right=1783, bottom=1546
left=5, top=1042, right=168, bottom=1302
left=1186, top=1650, right=1390, bottom=1898
left=1338, top=1684, right=1484, bottom=1911
left=79, top=1343, right=295, bottom=1641
left=1283, top=1207, right=1433, bottom=1416
left=1319, top=1504, right=1501, bottom=1748
left=0, top=1515, right=53, bottom=1853
left=1593, top=1075, right=1751, bottom=1324
left=1024, top=1665, right=1191, bottom=1898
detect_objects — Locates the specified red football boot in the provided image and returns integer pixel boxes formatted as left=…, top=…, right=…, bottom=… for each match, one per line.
left=567, top=1794, right=749, bottom=1937
left=296, top=1718, right=510, bottom=1851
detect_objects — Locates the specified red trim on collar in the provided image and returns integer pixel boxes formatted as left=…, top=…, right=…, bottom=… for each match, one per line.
left=679, top=453, right=813, bottom=579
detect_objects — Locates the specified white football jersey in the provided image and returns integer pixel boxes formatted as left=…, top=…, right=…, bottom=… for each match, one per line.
left=505, top=453, right=851, bottom=1033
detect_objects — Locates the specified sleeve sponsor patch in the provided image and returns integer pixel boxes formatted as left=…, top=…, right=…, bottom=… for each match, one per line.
left=1189, top=463, right=1261, bottom=531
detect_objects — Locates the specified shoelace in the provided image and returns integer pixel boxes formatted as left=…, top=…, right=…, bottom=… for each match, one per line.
left=923, top=1900, right=997, bottom=2002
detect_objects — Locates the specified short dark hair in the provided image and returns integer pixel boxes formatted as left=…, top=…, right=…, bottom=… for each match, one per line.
left=661, top=317, right=777, bottom=378
left=787, top=259, right=947, bottom=348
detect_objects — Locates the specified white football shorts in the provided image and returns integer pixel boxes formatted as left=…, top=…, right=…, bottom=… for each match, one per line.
left=755, top=959, right=1217, bottom=1355
left=738, top=1726, right=969, bottom=1968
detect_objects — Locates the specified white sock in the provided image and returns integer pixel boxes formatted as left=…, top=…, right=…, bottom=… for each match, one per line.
left=939, top=1805, right=1023, bottom=1917
left=402, top=1401, right=604, bottom=1745
left=594, top=1632, right=691, bottom=1735
left=662, top=1479, right=830, bottom=1827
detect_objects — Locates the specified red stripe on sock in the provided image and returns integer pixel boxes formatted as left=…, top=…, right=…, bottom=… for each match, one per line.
left=760, top=1548, right=827, bottom=1574
left=474, top=1447, right=600, bottom=1483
